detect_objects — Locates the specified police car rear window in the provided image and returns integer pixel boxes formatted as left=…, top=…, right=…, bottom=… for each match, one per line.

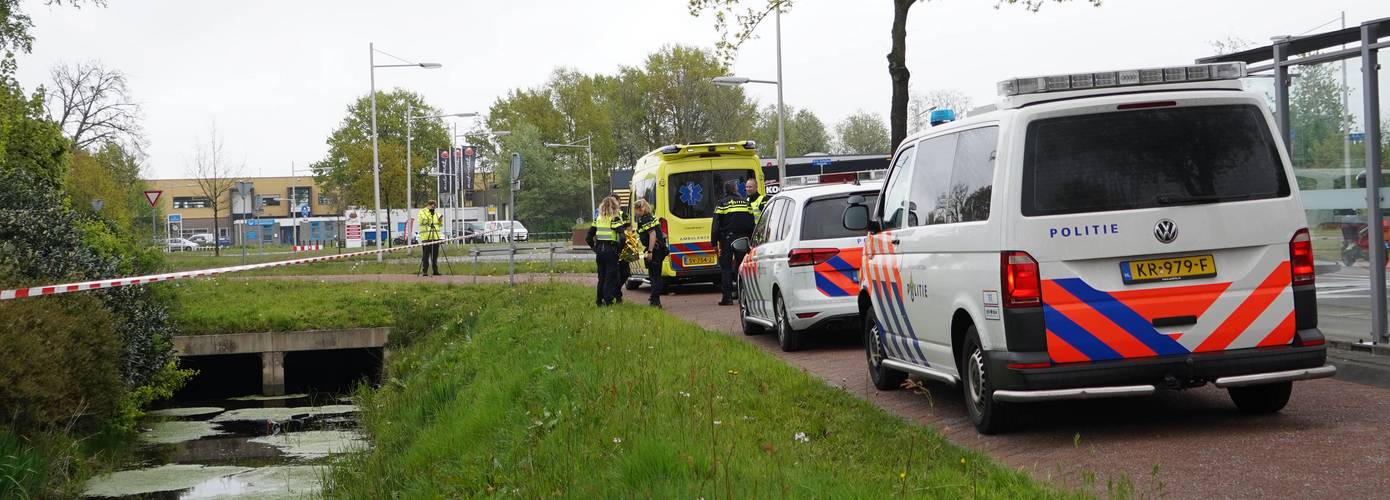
left=1021, top=104, right=1289, bottom=216
left=668, top=169, right=757, bottom=219
left=801, top=193, right=879, bottom=241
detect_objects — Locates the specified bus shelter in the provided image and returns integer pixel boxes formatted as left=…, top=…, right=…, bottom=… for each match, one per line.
left=1199, top=17, right=1389, bottom=343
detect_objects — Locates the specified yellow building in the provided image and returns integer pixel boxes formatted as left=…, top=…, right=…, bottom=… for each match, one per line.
left=146, top=175, right=339, bottom=244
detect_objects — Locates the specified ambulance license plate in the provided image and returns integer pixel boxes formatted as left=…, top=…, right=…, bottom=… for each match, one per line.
left=1120, top=255, right=1216, bottom=284
left=683, top=254, right=717, bottom=267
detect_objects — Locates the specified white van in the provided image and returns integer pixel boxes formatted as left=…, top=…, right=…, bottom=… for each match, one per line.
left=843, top=62, right=1334, bottom=434
left=483, top=220, right=529, bottom=243
left=739, top=182, right=881, bottom=351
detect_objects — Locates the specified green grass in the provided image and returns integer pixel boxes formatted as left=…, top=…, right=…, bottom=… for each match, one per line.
left=322, top=283, right=1069, bottom=498
left=160, top=245, right=595, bottom=277
left=168, top=279, right=445, bottom=335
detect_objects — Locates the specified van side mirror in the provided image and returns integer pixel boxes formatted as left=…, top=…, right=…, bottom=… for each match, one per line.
left=844, top=197, right=873, bottom=232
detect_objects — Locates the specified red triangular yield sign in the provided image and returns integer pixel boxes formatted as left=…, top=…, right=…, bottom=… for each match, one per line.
left=143, top=190, right=162, bottom=207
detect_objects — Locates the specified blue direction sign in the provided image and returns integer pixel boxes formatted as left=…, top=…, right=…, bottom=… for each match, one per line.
left=299, top=204, right=310, bottom=218
left=246, top=230, right=257, bottom=239
left=1349, top=132, right=1366, bottom=142
left=166, top=214, right=182, bottom=223
left=811, top=158, right=833, bottom=168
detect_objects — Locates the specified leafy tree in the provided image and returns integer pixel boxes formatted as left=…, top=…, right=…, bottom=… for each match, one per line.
left=311, top=90, right=452, bottom=233
left=834, top=111, right=890, bottom=154
left=65, top=142, right=152, bottom=236
left=688, top=0, right=1100, bottom=150
left=484, top=46, right=760, bottom=220
left=752, top=104, right=830, bottom=157
left=500, top=124, right=590, bottom=231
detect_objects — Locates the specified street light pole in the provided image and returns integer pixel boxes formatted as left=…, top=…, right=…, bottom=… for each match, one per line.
left=774, top=4, right=786, bottom=186
left=713, top=74, right=785, bottom=188
left=406, top=101, right=414, bottom=224
left=368, top=43, right=441, bottom=261
left=370, top=43, right=383, bottom=260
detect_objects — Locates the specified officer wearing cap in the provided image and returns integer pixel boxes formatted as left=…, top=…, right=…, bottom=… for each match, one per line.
left=711, top=179, right=755, bottom=306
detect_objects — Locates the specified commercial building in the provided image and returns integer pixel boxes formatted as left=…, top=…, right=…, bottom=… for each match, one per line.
left=146, top=175, right=340, bottom=244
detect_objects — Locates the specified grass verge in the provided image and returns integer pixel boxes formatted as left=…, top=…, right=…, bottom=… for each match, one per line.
left=322, top=283, right=1069, bottom=498
left=161, top=246, right=595, bottom=276
left=168, top=279, right=470, bottom=335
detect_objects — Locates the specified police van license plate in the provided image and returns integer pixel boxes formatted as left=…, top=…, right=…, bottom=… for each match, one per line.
left=1120, top=255, right=1216, bottom=284
left=684, top=254, right=717, bottom=267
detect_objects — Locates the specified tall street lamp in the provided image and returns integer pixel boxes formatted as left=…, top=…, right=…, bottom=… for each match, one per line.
left=370, top=42, right=440, bottom=260
left=544, top=135, right=595, bottom=220
left=711, top=3, right=786, bottom=189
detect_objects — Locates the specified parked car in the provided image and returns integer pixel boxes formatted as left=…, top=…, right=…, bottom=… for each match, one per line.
left=463, top=222, right=487, bottom=243
left=484, top=220, right=529, bottom=243
left=842, top=61, right=1333, bottom=434
left=165, top=238, right=199, bottom=252
left=393, top=231, right=421, bottom=245
left=739, top=181, right=881, bottom=352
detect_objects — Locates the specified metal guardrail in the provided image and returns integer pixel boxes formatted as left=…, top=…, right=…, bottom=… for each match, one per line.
left=467, top=242, right=571, bottom=285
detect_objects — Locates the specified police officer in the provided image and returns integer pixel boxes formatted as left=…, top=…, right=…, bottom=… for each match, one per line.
left=711, top=179, right=755, bottom=306
left=745, top=178, right=767, bottom=223
left=417, top=200, right=445, bottom=276
left=586, top=196, right=626, bottom=306
left=634, top=199, right=666, bottom=308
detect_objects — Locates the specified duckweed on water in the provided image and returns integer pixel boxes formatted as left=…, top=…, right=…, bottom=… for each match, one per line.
left=145, top=406, right=225, bottom=418
left=139, top=420, right=227, bottom=445
left=83, top=464, right=252, bottom=497
left=249, top=430, right=367, bottom=459
left=210, top=405, right=358, bottom=423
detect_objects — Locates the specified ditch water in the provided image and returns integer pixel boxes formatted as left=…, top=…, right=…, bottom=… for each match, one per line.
left=83, top=392, right=363, bottom=499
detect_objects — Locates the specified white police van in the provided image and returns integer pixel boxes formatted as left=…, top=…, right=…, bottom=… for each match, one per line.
left=842, top=62, right=1335, bottom=434
left=739, top=181, right=882, bottom=351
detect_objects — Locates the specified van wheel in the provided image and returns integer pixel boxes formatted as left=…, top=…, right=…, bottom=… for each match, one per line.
left=774, top=292, right=804, bottom=352
left=962, top=327, right=1016, bottom=434
left=863, top=307, right=906, bottom=390
left=739, top=289, right=765, bottom=336
left=1228, top=381, right=1292, bottom=414
left=625, top=279, right=642, bottom=291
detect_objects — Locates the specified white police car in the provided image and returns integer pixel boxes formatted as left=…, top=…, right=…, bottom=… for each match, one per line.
left=739, top=182, right=882, bottom=351
left=843, top=62, right=1335, bottom=434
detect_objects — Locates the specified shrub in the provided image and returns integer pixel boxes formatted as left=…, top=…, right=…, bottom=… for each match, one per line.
left=0, top=295, right=124, bottom=433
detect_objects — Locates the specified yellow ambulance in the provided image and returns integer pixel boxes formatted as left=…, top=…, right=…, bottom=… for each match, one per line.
left=626, top=141, right=765, bottom=287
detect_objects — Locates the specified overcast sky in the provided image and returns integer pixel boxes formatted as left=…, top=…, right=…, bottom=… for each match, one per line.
left=16, top=0, right=1388, bottom=179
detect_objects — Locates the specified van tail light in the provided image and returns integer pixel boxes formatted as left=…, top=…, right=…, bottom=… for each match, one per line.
left=1001, top=251, right=1041, bottom=308
left=1296, top=337, right=1325, bottom=347
left=659, top=217, right=668, bottom=238
left=1290, top=228, right=1315, bottom=286
left=789, top=248, right=839, bottom=267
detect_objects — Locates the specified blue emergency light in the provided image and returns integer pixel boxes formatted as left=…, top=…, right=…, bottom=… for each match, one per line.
left=929, top=109, right=956, bottom=126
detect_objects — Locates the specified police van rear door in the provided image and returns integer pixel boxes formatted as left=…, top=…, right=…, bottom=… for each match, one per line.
left=1009, top=93, right=1305, bottom=364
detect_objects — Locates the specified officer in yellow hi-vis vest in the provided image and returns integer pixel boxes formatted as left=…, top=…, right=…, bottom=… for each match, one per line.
left=418, top=200, right=445, bottom=276
left=711, top=180, right=755, bottom=306
left=585, top=196, right=627, bottom=306
left=745, top=178, right=767, bottom=223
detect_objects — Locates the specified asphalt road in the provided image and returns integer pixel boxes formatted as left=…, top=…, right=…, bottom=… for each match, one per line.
left=255, top=274, right=1390, bottom=498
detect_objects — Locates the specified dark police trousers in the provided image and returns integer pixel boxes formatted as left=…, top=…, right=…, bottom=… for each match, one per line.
left=718, top=240, right=747, bottom=301
left=646, top=252, right=666, bottom=304
left=420, top=240, right=440, bottom=275
left=594, top=242, right=620, bottom=305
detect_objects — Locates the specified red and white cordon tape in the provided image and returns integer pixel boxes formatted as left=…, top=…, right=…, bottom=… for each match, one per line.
left=0, top=231, right=499, bottom=301
left=292, top=244, right=323, bottom=252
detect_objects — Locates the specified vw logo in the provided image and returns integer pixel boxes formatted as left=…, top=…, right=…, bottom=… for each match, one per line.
left=1154, top=219, right=1178, bottom=244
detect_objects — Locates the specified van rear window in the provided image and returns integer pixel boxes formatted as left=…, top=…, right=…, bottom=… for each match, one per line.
left=801, top=193, right=879, bottom=241
left=668, top=169, right=757, bottom=219
left=1021, top=105, right=1289, bottom=216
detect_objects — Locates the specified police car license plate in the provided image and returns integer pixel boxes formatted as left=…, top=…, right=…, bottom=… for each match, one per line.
left=684, top=254, right=717, bottom=267
left=1120, top=255, right=1216, bottom=284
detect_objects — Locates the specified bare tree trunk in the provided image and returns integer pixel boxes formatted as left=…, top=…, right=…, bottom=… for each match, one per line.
left=887, top=0, right=914, bottom=152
